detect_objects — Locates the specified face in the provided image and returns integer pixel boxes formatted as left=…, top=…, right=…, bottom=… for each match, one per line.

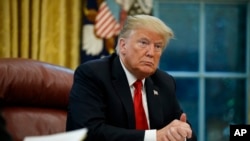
left=119, top=28, right=164, bottom=79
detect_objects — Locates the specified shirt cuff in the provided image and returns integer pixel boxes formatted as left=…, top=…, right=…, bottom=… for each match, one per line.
left=144, top=129, right=156, bottom=141
left=144, top=130, right=187, bottom=141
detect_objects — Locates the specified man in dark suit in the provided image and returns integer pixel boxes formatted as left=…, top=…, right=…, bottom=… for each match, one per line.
left=66, top=15, right=197, bottom=141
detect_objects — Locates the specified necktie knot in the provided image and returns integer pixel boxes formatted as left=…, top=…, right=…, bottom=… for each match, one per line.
left=133, top=80, right=142, bottom=91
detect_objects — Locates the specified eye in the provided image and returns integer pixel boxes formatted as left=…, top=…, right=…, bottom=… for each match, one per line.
left=138, top=40, right=149, bottom=47
left=155, top=45, right=162, bottom=49
left=154, top=44, right=163, bottom=51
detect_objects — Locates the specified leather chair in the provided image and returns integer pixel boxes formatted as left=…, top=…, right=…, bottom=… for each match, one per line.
left=0, top=58, right=74, bottom=141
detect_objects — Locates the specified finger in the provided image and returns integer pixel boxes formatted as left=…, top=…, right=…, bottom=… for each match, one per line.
left=167, top=129, right=176, bottom=141
left=180, top=113, right=187, bottom=122
left=186, top=130, right=193, bottom=139
left=177, top=127, right=188, bottom=138
left=170, top=127, right=183, bottom=141
left=177, top=126, right=192, bottom=139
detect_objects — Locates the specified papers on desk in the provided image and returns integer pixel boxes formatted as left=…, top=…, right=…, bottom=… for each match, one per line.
left=24, top=128, right=88, bottom=141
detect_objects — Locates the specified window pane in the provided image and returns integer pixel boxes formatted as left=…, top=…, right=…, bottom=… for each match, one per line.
left=205, top=4, right=246, bottom=72
left=158, top=3, right=199, bottom=71
left=175, top=78, right=199, bottom=137
left=205, top=78, right=246, bottom=141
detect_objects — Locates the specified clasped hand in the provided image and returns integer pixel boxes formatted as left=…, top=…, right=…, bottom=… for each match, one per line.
left=157, top=113, right=192, bottom=141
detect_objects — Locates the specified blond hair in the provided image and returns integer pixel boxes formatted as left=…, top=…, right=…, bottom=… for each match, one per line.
left=116, top=14, right=174, bottom=54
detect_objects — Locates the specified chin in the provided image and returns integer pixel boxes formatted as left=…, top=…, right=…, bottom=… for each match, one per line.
left=141, top=70, right=155, bottom=77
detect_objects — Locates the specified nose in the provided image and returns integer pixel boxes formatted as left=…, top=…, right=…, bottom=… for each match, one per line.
left=146, top=44, right=155, bottom=57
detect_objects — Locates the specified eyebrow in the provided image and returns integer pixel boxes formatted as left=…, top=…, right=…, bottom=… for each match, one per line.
left=138, top=36, right=164, bottom=45
left=155, top=42, right=163, bottom=45
left=138, top=37, right=149, bottom=41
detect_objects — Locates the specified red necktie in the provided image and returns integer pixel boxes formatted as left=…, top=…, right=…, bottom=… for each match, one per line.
left=133, top=80, right=149, bottom=130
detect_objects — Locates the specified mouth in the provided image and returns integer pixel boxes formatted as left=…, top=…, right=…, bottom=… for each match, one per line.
left=142, top=61, right=154, bottom=67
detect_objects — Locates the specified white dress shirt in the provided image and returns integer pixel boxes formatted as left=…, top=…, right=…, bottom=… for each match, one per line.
left=120, top=59, right=157, bottom=141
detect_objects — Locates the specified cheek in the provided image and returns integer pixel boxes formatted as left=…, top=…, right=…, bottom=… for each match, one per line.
left=154, top=55, right=161, bottom=64
left=126, top=46, right=142, bottom=57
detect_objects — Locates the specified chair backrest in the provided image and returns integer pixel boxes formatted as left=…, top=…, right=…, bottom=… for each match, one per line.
left=0, top=58, right=74, bottom=141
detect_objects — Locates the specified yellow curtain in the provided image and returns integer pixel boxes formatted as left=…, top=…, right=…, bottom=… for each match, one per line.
left=0, top=0, right=82, bottom=70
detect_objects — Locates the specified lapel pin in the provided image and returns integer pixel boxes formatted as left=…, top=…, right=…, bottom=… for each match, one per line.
left=153, top=90, right=159, bottom=95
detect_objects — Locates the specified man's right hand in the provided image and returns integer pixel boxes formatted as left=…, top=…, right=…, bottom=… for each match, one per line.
left=156, top=113, right=192, bottom=141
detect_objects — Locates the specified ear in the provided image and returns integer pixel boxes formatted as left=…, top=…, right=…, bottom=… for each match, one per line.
left=118, top=38, right=127, bottom=54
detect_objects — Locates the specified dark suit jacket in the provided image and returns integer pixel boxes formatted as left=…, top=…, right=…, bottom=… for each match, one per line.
left=66, top=53, right=197, bottom=141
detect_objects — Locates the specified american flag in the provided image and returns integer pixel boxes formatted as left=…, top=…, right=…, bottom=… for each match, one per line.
left=94, top=1, right=121, bottom=39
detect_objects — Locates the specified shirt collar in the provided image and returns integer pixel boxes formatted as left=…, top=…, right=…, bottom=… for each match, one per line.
left=119, top=58, right=145, bottom=87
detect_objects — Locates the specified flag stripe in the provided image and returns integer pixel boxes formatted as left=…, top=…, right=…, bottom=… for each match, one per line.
left=95, top=1, right=121, bottom=39
left=99, top=19, right=116, bottom=37
left=96, top=13, right=113, bottom=34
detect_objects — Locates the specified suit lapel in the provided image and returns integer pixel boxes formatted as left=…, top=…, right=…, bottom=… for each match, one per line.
left=111, top=55, right=135, bottom=129
left=145, top=78, right=164, bottom=129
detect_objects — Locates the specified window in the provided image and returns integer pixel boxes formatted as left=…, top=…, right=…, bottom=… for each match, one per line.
left=154, top=0, right=250, bottom=141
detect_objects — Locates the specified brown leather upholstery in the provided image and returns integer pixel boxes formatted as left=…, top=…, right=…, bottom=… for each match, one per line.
left=0, top=58, right=74, bottom=141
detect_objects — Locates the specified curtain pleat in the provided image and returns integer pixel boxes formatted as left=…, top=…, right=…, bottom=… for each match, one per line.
left=20, top=0, right=30, bottom=58
left=31, top=0, right=41, bottom=59
left=10, top=0, right=18, bottom=57
left=0, top=0, right=82, bottom=70
left=0, top=0, right=11, bottom=57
